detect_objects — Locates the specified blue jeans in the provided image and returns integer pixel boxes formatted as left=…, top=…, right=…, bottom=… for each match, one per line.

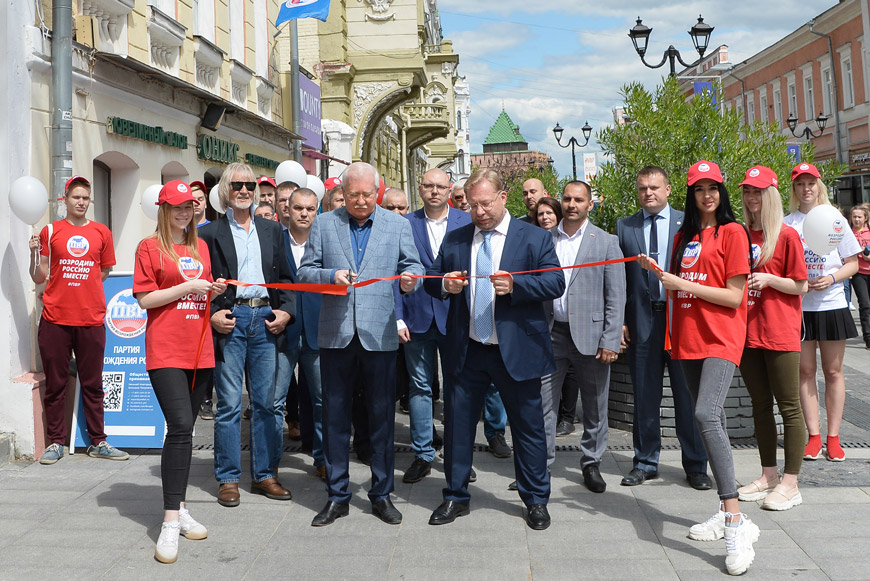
left=403, top=324, right=448, bottom=462
left=214, top=305, right=279, bottom=484
left=275, top=333, right=323, bottom=467
left=483, top=385, right=507, bottom=441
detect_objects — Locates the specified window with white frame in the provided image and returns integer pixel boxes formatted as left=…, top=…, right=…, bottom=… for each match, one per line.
left=760, top=92, right=768, bottom=123
left=842, top=56, right=855, bottom=108
left=822, top=67, right=834, bottom=115
left=254, top=0, right=268, bottom=78
left=147, top=0, right=175, bottom=18
left=229, top=0, right=245, bottom=63
left=804, top=75, right=815, bottom=120
left=774, top=88, right=782, bottom=126
left=747, top=93, right=755, bottom=123
left=788, top=81, right=797, bottom=119
left=193, top=0, right=215, bottom=43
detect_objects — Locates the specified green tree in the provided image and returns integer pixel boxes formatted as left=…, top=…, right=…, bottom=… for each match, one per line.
left=593, top=76, right=847, bottom=233
left=505, top=165, right=569, bottom=219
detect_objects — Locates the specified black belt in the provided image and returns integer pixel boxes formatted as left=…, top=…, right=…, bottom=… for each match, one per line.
left=651, top=301, right=667, bottom=312
left=234, top=297, right=270, bottom=307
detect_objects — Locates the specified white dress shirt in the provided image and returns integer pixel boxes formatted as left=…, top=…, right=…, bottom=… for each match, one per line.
left=642, top=204, right=671, bottom=300
left=552, top=219, right=585, bottom=322
left=425, top=209, right=449, bottom=257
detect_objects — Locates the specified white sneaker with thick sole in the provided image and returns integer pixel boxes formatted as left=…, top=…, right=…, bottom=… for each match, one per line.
left=688, top=509, right=726, bottom=541
left=155, top=521, right=181, bottom=564
left=762, top=485, right=802, bottom=511
left=724, top=515, right=760, bottom=575
left=737, top=478, right=779, bottom=501
left=178, top=508, right=208, bottom=540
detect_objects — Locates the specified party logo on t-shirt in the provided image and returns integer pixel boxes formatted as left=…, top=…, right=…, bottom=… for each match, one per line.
left=178, top=256, right=204, bottom=281
left=833, top=219, right=845, bottom=234
left=750, top=244, right=761, bottom=269
left=681, top=241, right=702, bottom=269
left=105, top=289, right=147, bottom=339
left=67, top=235, right=90, bottom=258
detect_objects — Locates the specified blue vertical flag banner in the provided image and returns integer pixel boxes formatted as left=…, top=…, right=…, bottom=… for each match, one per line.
left=787, top=144, right=801, bottom=163
left=275, top=0, right=331, bottom=26
left=73, top=273, right=166, bottom=450
left=693, top=82, right=717, bottom=108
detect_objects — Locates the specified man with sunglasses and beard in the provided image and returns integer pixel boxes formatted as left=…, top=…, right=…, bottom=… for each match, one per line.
left=198, top=162, right=296, bottom=509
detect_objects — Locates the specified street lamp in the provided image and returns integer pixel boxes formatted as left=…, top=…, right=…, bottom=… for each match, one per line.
left=786, top=112, right=829, bottom=140
left=552, top=121, right=592, bottom=180
left=628, top=15, right=714, bottom=77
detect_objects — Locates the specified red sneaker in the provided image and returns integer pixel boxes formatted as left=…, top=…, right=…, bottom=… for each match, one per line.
left=825, top=435, right=845, bottom=462
left=803, top=434, right=822, bottom=460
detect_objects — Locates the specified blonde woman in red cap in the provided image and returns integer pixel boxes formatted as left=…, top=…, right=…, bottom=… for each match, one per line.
left=784, top=163, right=860, bottom=462
left=639, top=161, right=758, bottom=576
left=133, top=180, right=227, bottom=563
left=737, top=166, right=808, bottom=511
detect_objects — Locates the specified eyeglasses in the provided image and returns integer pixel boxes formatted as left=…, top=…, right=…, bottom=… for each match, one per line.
left=230, top=181, right=257, bottom=192
left=421, top=183, right=450, bottom=192
left=468, top=195, right=502, bottom=212
left=345, top=191, right=376, bottom=200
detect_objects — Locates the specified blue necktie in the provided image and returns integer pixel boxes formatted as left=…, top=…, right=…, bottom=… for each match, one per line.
left=474, top=231, right=494, bottom=343
left=648, top=214, right=661, bottom=301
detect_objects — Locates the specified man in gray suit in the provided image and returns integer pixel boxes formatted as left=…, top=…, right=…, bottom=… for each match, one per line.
left=541, top=180, right=625, bottom=493
left=298, top=162, right=424, bottom=527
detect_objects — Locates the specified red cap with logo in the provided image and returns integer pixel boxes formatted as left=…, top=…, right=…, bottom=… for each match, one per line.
left=687, top=160, right=723, bottom=186
left=739, top=165, right=778, bottom=189
left=258, top=176, right=277, bottom=188
left=189, top=180, right=207, bottom=193
left=157, top=180, right=198, bottom=206
left=65, top=175, right=90, bottom=193
left=791, top=162, right=821, bottom=181
left=324, top=177, right=342, bottom=191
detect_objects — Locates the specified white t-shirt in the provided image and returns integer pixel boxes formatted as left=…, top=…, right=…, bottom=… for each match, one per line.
left=784, top=210, right=861, bottom=312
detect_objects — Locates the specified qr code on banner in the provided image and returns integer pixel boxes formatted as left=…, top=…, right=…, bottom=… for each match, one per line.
left=102, top=372, right=125, bottom=412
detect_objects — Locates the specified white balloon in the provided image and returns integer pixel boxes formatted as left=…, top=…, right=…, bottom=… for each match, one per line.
left=9, top=176, right=49, bottom=225
left=306, top=175, right=325, bottom=203
left=209, top=185, right=225, bottom=214
left=140, top=184, right=162, bottom=221
left=803, top=204, right=847, bottom=256
left=275, top=160, right=307, bottom=189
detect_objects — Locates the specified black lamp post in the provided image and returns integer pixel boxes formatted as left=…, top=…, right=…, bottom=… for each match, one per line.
left=786, top=112, right=829, bottom=140
left=552, top=121, right=592, bottom=180
left=628, top=15, right=714, bottom=77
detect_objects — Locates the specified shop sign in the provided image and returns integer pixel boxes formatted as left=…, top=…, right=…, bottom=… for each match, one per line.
left=298, top=73, right=322, bottom=149
left=851, top=150, right=870, bottom=169
left=244, top=153, right=280, bottom=170
left=197, top=134, right=240, bottom=164
left=106, top=116, right=188, bottom=149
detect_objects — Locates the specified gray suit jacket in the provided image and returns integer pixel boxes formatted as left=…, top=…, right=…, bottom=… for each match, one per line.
left=547, top=221, right=626, bottom=356
left=298, top=206, right=424, bottom=352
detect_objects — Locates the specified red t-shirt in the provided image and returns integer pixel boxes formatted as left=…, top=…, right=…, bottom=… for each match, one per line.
left=39, top=220, right=116, bottom=326
left=670, top=222, right=750, bottom=365
left=133, top=238, right=215, bottom=371
left=853, top=227, right=870, bottom=275
left=745, top=226, right=807, bottom=352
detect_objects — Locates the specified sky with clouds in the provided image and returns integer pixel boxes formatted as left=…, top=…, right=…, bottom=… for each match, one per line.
left=439, top=0, right=839, bottom=178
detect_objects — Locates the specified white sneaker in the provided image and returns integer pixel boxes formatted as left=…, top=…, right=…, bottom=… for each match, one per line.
left=155, top=521, right=181, bottom=564
left=688, top=508, right=726, bottom=541
left=178, top=508, right=208, bottom=540
left=724, top=515, right=760, bottom=575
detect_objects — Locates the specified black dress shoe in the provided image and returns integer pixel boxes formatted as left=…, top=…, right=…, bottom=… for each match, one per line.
left=582, top=464, right=607, bottom=493
left=428, top=500, right=470, bottom=525
left=687, top=472, right=713, bottom=491
left=620, top=468, right=657, bottom=487
left=311, top=501, right=349, bottom=527
left=469, top=467, right=477, bottom=483
left=508, top=480, right=518, bottom=491
left=525, top=504, right=551, bottom=530
left=402, top=457, right=432, bottom=483
left=432, top=428, right=443, bottom=451
left=371, top=498, right=402, bottom=525
left=555, top=420, right=575, bottom=437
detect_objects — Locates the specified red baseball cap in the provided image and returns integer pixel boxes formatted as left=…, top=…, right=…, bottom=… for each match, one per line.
left=258, top=176, right=277, bottom=188
left=791, top=162, right=821, bottom=181
left=740, top=165, right=778, bottom=189
left=687, top=161, right=723, bottom=186
left=189, top=180, right=207, bottom=193
left=157, top=180, right=198, bottom=206
left=65, top=175, right=90, bottom=193
left=324, top=177, right=342, bottom=191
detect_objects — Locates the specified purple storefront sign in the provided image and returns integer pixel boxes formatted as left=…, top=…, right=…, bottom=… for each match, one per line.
left=299, top=74, right=322, bottom=150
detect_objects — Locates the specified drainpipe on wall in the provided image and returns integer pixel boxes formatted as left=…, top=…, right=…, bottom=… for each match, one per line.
left=809, top=20, right=844, bottom=165
left=399, top=110, right=410, bottom=200
left=51, top=0, right=73, bottom=220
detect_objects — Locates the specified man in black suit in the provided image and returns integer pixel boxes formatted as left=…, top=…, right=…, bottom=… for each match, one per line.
left=199, top=162, right=296, bottom=508
left=616, top=166, right=710, bottom=490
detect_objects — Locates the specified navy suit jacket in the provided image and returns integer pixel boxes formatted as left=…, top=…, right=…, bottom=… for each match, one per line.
left=616, top=206, right=683, bottom=345
left=282, top=228, right=320, bottom=351
left=395, top=208, right=472, bottom=335
left=425, top=217, right=565, bottom=382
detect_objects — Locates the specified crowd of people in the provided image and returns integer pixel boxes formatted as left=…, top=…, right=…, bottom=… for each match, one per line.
left=27, top=158, right=866, bottom=575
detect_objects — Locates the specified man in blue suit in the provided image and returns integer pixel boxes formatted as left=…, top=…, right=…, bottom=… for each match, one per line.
left=298, top=162, right=424, bottom=527
left=425, top=168, right=565, bottom=531
left=274, top=185, right=323, bottom=479
left=616, top=166, right=710, bottom=490
left=396, top=169, right=471, bottom=484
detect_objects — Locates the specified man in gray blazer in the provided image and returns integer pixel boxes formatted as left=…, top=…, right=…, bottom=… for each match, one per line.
left=541, top=181, right=625, bottom=493
left=298, top=162, right=424, bottom=527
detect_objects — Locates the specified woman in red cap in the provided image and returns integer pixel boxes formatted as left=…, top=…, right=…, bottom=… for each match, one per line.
left=639, top=160, right=758, bottom=576
left=736, top=165, right=808, bottom=511
left=784, top=163, right=860, bottom=462
left=133, top=180, right=227, bottom=563
left=848, top=203, right=870, bottom=348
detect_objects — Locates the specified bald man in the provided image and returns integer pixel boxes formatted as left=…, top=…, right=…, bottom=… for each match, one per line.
left=521, top=178, right=548, bottom=223
left=382, top=188, right=410, bottom=216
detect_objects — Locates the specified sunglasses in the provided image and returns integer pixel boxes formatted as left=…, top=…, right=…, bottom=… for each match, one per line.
left=230, top=181, right=257, bottom=192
